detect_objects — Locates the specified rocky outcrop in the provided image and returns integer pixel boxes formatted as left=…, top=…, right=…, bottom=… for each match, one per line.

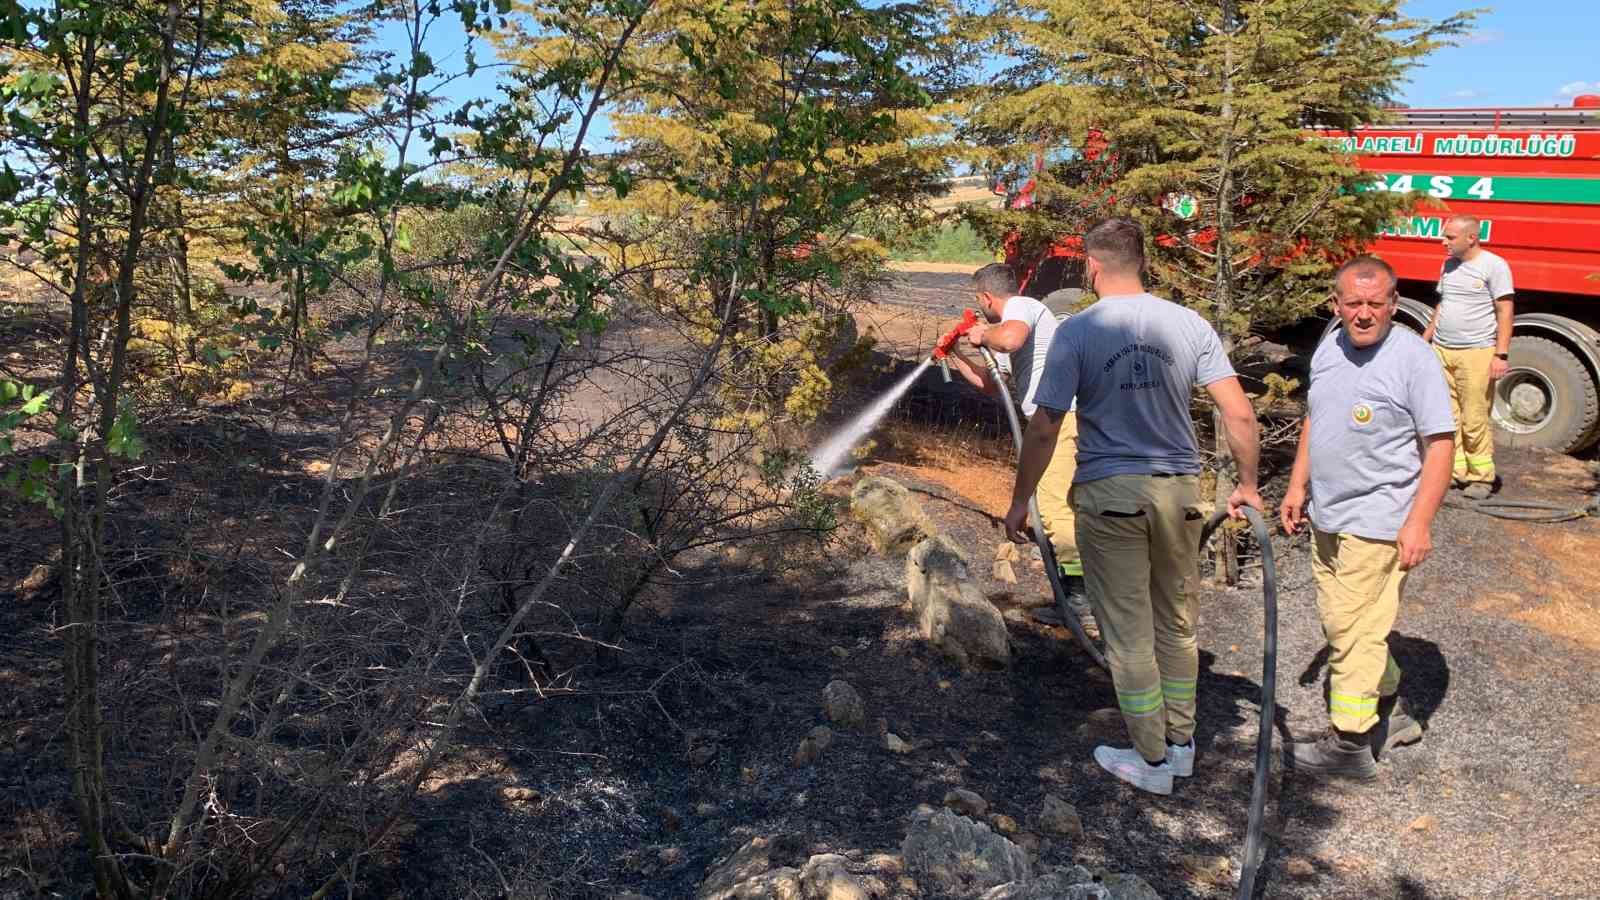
left=982, top=866, right=1111, bottom=899
left=850, top=476, right=934, bottom=557
left=696, top=836, right=800, bottom=900
left=1037, top=795, right=1084, bottom=840
left=798, top=854, right=869, bottom=900
left=1101, top=873, right=1162, bottom=900
left=696, top=837, right=875, bottom=900
left=902, top=806, right=1030, bottom=895
left=793, top=725, right=834, bottom=767
left=906, top=536, right=1010, bottom=669
left=821, top=681, right=865, bottom=728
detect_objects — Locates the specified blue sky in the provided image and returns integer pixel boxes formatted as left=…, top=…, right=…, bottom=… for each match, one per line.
left=374, top=1, right=1600, bottom=134
left=1398, top=1, right=1600, bottom=108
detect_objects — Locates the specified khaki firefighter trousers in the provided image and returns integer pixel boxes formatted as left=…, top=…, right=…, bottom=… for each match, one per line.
left=1434, top=345, right=1496, bottom=484
left=1311, top=530, right=1405, bottom=734
left=1071, top=474, right=1203, bottom=763
left=1033, top=412, right=1081, bottom=577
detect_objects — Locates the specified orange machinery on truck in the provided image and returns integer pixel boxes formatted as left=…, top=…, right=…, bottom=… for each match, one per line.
left=1007, top=98, right=1600, bottom=453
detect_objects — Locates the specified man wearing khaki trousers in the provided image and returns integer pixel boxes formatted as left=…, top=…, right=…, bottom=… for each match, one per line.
left=1282, top=256, right=1455, bottom=780
left=1004, top=218, right=1261, bottom=796
left=1422, top=214, right=1513, bottom=500
left=945, top=263, right=1093, bottom=629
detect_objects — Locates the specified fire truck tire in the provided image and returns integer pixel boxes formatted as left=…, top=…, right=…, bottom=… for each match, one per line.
left=1042, top=287, right=1085, bottom=317
left=1492, top=336, right=1600, bottom=454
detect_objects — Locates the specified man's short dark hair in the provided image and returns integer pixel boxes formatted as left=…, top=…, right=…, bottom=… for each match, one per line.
left=972, top=262, right=1020, bottom=296
left=1083, top=217, right=1145, bottom=275
left=1334, top=255, right=1398, bottom=296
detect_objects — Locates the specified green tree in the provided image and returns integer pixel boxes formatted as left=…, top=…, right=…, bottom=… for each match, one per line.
left=966, top=0, right=1472, bottom=330
left=0, top=0, right=235, bottom=892
left=191, top=0, right=374, bottom=378
left=964, top=0, right=1472, bottom=575
left=556, top=0, right=951, bottom=428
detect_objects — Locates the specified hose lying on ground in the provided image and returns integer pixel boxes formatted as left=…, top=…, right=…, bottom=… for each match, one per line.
left=1199, top=508, right=1278, bottom=900
left=977, top=347, right=1109, bottom=672
left=1444, top=489, right=1600, bottom=523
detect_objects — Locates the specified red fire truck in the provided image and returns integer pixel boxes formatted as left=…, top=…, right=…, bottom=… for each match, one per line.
left=1007, top=98, right=1600, bottom=453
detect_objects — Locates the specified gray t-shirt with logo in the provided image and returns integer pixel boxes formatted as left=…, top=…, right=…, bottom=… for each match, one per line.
left=1434, top=250, right=1513, bottom=349
left=1033, top=292, right=1235, bottom=483
left=1307, top=325, right=1455, bottom=540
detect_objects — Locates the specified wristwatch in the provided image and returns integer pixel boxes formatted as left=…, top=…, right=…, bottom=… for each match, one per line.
left=1494, top=352, right=1509, bottom=360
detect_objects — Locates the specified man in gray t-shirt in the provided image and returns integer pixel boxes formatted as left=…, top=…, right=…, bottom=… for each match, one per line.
left=1282, top=256, right=1454, bottom=782
left=1422, top=213, right=1514, bottom=499
left=1003, top=218, right=1261, bottom=796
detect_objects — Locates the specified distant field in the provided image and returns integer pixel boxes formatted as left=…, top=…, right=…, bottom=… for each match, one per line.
left=930, top=182, right=1002, bottom=212
left=887, top=221, right=996, bottom=266
left=553, top=179, right=1004, bottom=265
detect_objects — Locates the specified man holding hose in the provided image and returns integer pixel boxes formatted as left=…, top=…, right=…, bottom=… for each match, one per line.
left=1004, top=218, right=1261, bottom=795
left=944, top=261, right=1094, bottom=631
left=1280, top=256, right=1452, bottom=779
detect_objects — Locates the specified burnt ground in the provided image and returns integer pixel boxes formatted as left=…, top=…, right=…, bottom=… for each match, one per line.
left=4, top=267, right=1600, bottom=899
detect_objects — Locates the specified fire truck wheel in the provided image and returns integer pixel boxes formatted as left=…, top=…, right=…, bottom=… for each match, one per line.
left=1492, top=336, right=1600, bottom=453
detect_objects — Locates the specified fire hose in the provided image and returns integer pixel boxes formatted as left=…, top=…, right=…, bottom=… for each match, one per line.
left=935, top=310, right=1277, bottom=897
left=1444, top=489, right=1600, bottom=523
left=1198, top=509, right=1277, bottom=900
left=929, top=309, right=1108, bottom=671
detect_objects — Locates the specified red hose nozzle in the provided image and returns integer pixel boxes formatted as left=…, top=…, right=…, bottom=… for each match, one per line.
left=932, top=308, right=978, bottom=360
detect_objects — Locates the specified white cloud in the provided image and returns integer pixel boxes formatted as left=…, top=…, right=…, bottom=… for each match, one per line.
left=1559, top=81, right=1600, bottom=97
left=1450, top=89, right=1485, bottom=100
left=1463, top=29, right=1504, bottom=45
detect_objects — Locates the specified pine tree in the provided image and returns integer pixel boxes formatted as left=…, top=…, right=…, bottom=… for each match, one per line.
left=963, top=0, right=1473, bottom=577
left=969, top=0, right=1473, bottom=331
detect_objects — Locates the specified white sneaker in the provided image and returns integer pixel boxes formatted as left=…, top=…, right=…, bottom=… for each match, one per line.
left=1166, top=739, right=1196, bottom=777
left=1093, top=745, right=1174, bottom=795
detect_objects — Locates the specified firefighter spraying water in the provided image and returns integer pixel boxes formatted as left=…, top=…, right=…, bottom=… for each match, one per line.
left=807, top=307, right=983, bottom=480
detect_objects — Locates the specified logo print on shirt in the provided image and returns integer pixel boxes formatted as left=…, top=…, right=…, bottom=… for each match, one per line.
left=1352, top=402, right=1374, bottom=426
left=1132, top=358, right=1147, bottom=376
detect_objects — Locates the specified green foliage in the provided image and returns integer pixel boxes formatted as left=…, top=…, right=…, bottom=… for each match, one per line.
left=571, top=0, right=947, bottom=427
left=887, top=219, right=995, bottom=265
left=963, top=0, right=1476, bottom=340
left=0, top=379, right=51, bottom=451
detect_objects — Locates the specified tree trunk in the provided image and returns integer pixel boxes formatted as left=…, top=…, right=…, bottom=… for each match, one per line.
left=1211, top=0, right=1240, bottom=585
left=57, top=29, right=137, bottom=899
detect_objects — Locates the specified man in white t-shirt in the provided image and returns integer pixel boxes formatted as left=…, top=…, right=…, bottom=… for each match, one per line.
left=1421, top=214, right=1514, bottom=500
left=944, top=263, right=1092, bottom=627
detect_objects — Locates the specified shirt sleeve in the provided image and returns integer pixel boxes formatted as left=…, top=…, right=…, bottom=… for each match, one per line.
left=999, top=297, right=1039, bottom=326
left=1032, top=322, right=1078, bottom=412
left=1409, top=345, right=1456, bottom=437
left=1191, top=315, right=1236, bottom=386
left=1487, top=256, right=1514, bottom=298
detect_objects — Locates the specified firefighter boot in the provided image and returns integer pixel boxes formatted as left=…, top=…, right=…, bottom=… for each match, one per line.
left=1063, top=573, right=1099, bottom=639
left=1371, top=694, right=1423, bottom=761
left=1288, top=729, right=1379, bottom=781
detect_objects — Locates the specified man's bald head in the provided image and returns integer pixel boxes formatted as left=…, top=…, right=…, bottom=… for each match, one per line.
left=1442, top=214, right=1482, bottom=260
left=1334, top=255, right=1398, bottom=299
